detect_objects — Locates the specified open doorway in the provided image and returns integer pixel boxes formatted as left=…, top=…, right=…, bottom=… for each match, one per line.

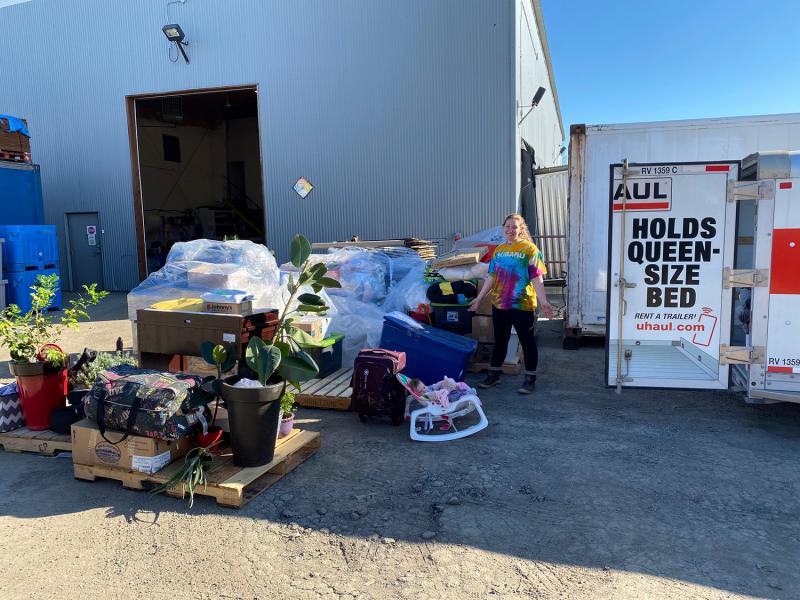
left=129, top=87, right=265, bottom=274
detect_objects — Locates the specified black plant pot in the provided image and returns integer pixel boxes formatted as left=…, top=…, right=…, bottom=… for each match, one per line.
left=221, top=376, right=285, bottom=467
left=66, top=388, right=89, bottom=419
left=49, top=406, right=82, bottom=434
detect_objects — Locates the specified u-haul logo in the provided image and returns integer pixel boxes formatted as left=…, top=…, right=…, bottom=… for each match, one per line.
left=612, top=177, right=672, bottom=212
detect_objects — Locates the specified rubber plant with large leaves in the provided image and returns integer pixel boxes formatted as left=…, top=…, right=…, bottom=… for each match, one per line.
left=245, top=234, right=340, bottom=388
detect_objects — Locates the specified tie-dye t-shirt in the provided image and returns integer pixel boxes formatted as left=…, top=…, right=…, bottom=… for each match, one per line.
left=488, top=240, right=547, bottom=310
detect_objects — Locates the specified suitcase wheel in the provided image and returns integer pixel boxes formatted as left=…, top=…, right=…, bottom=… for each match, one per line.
left=358, top=413, right=367, bottom=423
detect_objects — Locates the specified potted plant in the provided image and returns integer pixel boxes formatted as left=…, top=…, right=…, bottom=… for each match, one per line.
left=220, top=234, right=340, bottom=467
left=0, top=274, right=107, bottom=430
left=278, top=391, right=297, bottom=438
left=68, top=350, right=138, bottom=407
left=197, top=341, right=236, bottom=448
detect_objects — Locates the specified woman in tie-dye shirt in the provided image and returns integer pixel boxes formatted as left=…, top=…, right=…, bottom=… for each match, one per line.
left=469, top=213, right=553, bottom=394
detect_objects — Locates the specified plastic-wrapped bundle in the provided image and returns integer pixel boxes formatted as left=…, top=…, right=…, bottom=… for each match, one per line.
left=328, top=296, right=385, bottom=366
left=383, top=266, right=430, bottom=314
left=436, top=262, right=490, bottom=281
left=127, top=239, right=283, bottom=322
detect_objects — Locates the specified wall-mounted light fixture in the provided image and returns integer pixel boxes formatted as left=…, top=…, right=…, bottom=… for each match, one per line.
left=162, top=23, right=190, bottom=64
left=519, top=86, right=547, bottom=125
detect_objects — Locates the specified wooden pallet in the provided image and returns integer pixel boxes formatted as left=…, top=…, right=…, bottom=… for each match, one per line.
left=0, top=427, right=72, bottom=456
left=290, top=368, right=353, bottom=411
left=468, top=347, right=523, bottom=376
left=73, top=428, right=320, bottom=508
left=0, top=149, right=31, bottom=162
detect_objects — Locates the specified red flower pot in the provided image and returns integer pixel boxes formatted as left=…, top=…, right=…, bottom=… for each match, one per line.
left=197, top=425, right=224, bottom=449
left=10, top=361, right=68, bottom=431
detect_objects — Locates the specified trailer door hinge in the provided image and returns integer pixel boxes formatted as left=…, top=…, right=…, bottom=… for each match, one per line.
left=727, top=180, right=775, bottom=203
left=720, top=345, right=764, bottom=365
left=722, top=268, right=769, bottom=288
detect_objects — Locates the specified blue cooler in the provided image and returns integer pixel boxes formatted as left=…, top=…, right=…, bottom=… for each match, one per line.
left=380, top=314, right=477, bottom=384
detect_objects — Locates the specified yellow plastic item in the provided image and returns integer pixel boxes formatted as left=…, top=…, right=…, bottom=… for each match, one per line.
left=150, top=297, right=204, bottom=312
left=439, top=282, right=454, bottom=296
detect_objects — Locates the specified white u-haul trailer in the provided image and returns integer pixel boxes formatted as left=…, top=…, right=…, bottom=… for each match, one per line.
left=565, top=114, right=800, bottom=346
left=606, top=151, right=800, bottom=404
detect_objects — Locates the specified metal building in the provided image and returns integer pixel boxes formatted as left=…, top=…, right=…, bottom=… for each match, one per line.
left=0, top=0, right=563, bottom=291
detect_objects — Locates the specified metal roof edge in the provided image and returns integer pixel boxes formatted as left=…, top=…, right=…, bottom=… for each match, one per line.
left=585, top=112, right=800, bottom=133
left=531, top=0, right=564, bottom=141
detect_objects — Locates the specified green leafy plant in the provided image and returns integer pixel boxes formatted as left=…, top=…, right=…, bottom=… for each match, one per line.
left=280, top=391, right=297, bottom=417
left=70, top=351, right=138, bottom=389
left=41, top=346, right=67, bottom=369
left=242, top=234, right=341, bottom=389
left=0, top=273, right=108, bottom=363
left=150, top=443, right=218, bottom=508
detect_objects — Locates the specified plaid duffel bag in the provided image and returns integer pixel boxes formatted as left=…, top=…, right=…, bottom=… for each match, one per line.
left=84, top=365, right=214, bottom=442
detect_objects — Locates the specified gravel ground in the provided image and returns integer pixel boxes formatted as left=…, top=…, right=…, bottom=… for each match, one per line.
left=1, top=294, right=798, bottom=599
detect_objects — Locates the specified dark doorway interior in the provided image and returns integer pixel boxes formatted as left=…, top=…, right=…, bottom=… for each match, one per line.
left=134, top=88, right=264, bottom=272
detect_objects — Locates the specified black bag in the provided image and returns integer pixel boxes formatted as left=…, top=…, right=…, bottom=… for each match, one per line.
left=84, top=366, right=214, bottom=442
left=351, top=349, right=406, bottom=425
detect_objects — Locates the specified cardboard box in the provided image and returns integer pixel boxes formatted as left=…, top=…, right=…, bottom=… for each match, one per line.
left=470, top=315, right=494, bottom=343
left=475, top=279, right=493, bottom=316
left=186, top=263, right=250, bottom=290
left=182, top=355, right=236, bottom=378
left=468, top=343, right=522, bottom=375
left=203, top=299, right=253, bottom=315
left=71, top=419, right=195, bottom=474
left=293, top=316, right=331, bottom=342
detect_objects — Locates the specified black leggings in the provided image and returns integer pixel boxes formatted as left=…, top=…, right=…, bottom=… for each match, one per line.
left=490, top=306, right=538, bottom=374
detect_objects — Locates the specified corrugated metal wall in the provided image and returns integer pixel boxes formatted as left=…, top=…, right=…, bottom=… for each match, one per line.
left=533, top=166, right=567, bottom=280
left=0, top=0, right=558, bottom=290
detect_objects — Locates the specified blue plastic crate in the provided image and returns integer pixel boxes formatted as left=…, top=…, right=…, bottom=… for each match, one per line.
left=0, top=162, right=44, bottom=226
left=0, top=224, right=58, bottom=273
left=379, top=314, right=477, bottom=385
left=5, top=268, right=62, bottom=313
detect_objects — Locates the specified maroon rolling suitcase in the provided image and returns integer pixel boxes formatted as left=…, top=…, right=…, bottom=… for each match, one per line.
left=351, top=349, right=407, bottom=425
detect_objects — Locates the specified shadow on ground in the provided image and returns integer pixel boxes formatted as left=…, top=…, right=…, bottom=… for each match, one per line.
left=1, top=320, right=798, bottom=597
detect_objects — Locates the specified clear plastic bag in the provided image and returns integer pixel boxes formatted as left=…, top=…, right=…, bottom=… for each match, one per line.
left=127, top=239, right=283, bottom=322
left=328, top=296, right=386, bottom=365
left=383, top=266, right=430, bottom=314
left=453, top=226, right=505, bottom=249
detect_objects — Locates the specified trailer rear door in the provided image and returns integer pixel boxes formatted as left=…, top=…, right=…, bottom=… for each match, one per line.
left=745, top=152, right=800, bottom=402
left=606, top=162, right=739, bottom=389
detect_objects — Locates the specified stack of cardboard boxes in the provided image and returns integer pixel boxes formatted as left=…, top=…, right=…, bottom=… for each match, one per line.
left=467, top=280, right=522, bottom=375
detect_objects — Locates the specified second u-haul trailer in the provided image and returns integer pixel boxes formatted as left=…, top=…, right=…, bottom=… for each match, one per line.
left=606, top=151, right=800, bottom=405
left=565, top=113, right=800, bottom=345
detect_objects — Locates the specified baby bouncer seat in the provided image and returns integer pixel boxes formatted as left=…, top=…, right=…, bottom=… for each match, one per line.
left=396, top=373, right=488, bottom=442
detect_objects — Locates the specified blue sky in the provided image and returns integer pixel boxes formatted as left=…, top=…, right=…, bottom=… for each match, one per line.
left=542, top=0, right=800, bottom=133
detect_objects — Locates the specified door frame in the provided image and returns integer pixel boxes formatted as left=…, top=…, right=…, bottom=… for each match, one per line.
left=125, top=83, right=264, bottom=281
left=64, top=211, right=104, bottom=291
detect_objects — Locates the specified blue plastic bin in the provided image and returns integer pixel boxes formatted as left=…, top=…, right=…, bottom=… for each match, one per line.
left=0, top=224, right=58, bottom=272
left=6, top=268, right=62, bottom=313
left=379, top=314, right=477, bottom=384
left=0, top=162, right=45, bottom=226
